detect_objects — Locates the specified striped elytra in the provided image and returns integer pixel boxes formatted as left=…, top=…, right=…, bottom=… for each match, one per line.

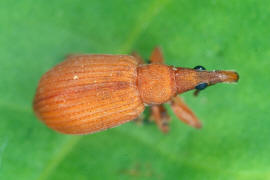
left=33, top=55, right=145, bottom=134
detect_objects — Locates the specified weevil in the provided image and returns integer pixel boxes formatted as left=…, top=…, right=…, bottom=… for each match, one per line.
left=33, top=47, right=239, bottom=134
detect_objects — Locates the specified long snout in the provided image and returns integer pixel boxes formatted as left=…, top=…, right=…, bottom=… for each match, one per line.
left=207, top=70, right=239, bottom=85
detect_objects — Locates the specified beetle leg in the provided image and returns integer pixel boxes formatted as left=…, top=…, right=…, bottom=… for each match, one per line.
left=171, top=96, right=202, bottom=128
left=150, top=46, right=164, bottom=64
left=131, top=52, right=145, bottom=64
left=132, top=47, right=171, bottom=133
left=150, top=105, right=170, bottom=133
left=149, top=47, right=171, bottom=133
left=149, top=46, right=202, bottom=129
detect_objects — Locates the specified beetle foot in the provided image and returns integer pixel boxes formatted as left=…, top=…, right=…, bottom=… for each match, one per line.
left=150, top=105, right=170, bottom=133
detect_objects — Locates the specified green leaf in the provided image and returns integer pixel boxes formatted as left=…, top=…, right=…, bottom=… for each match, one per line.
left=1, top=0, right=269, bottom=179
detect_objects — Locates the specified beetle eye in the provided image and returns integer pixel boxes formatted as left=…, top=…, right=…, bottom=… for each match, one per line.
left=194, top=65, right=206, bottom=71
left=195, top=82, right=208, bottom=90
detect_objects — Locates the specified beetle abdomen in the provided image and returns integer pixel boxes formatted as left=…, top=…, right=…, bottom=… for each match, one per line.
left=33, top=55, right=144, bottom=134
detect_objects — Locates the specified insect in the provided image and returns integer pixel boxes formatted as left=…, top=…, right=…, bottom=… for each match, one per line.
left=33, top=47, right=239, bottom=134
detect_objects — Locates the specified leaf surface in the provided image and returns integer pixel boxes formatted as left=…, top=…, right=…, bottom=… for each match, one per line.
left=0, top=0, right=269, bottom=179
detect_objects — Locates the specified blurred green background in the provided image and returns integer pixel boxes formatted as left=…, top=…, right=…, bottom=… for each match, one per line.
left=0, top=0, right=269, bottom=179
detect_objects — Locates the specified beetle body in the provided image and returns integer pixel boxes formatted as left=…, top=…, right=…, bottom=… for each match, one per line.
left=33, top=48, right=239, bottom=134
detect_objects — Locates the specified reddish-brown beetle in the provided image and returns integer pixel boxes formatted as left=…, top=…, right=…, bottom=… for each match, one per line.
left=33, top=47, right=239, bottom=134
